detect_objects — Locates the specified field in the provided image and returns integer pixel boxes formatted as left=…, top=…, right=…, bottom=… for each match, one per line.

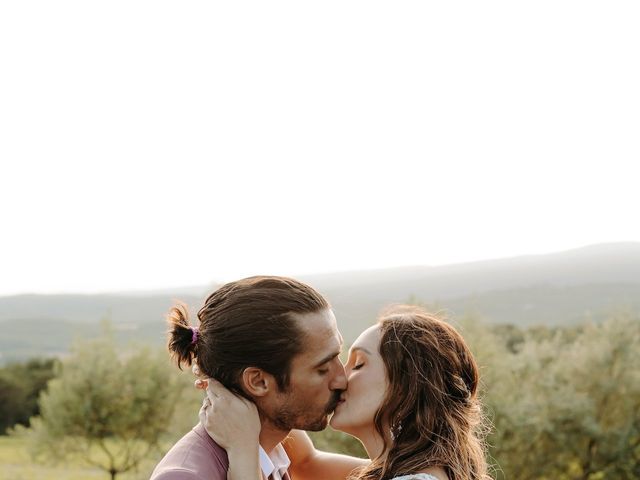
left=0, top=436, right=161, bottom=480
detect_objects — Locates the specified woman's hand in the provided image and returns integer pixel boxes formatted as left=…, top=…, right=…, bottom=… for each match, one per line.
left=194, top=369, right=262, bottom=480
left=197, top=378, right=261, bottom=451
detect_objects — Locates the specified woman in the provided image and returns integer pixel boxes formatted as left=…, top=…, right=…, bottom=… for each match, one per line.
left=199, top=305, right=491, bottom=480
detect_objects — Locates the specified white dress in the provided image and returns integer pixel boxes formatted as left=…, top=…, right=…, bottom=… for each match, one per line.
left=391, top=475, right=440, bottom=480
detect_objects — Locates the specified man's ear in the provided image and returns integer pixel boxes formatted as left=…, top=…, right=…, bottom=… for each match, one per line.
left=241, top=367, right=275, bottom=397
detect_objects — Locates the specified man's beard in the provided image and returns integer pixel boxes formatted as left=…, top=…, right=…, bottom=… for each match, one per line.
left=270, top=390, right=343, bottom=432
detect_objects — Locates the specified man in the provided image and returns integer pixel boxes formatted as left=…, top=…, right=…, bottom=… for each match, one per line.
left=151, top=275, right=354, bottom=480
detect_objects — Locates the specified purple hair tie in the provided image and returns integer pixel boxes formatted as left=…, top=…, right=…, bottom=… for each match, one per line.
left=190, top=326, right=199, bottom=345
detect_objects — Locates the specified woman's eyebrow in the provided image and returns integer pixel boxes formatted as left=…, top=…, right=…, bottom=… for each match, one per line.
left=350, top=346, right=372, bottom=355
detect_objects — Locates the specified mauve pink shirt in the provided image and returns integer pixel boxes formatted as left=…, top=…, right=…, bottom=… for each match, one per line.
left=150, top=423, right=229, bottom=480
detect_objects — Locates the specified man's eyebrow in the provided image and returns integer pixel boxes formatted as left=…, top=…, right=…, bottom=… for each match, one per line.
left=313, top=351, right=340, bottom=369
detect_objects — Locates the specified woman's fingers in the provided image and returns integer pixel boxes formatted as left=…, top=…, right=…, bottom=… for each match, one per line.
left=198, top=397, right=209, bottom=427
left=204, top=380, right=257, bottom=416
left=205, top=379, right=227, bottom=400
left=194, top=378, right=208, bottom=390
left=192, top=362, right=211, bottom=390
left=199, top=380, right=261, bottom=451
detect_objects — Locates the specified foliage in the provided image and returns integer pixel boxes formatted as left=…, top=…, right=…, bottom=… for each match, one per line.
left=473, top=314, right=640, bottom=480
left=0, top=358, right=56, bottom=433
left=308, top=427, right=367, bottom=458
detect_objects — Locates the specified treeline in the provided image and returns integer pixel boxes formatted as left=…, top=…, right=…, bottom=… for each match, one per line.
left=2, top=314, right=639, bottom=479
left=0, top=358, right=56, bottom=433
left=472, top=313, right=640, bottom=479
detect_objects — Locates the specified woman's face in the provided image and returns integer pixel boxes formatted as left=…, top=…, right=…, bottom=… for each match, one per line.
left=329, top=324, right=388, bottom=436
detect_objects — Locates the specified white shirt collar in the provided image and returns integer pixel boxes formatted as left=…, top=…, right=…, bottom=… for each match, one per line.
left=258, top=443, right=291, bottom=479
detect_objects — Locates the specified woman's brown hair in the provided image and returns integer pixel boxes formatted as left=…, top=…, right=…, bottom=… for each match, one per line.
left=353, top=305, right=491, bottom=480
left=166, top=275, right=329, bottom=392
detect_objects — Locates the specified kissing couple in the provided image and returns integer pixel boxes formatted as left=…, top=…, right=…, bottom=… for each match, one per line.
left=151, top=276, right=490, bottom=480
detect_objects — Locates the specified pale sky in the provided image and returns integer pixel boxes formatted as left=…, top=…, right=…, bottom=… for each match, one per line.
left=1, top=1, right=639, bottom=296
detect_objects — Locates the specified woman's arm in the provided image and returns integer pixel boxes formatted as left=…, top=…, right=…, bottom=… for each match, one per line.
left=284, top=429, right=369, bottom=480
left=198, top=380, right=262, bottom=480
left=226, top=450, right=261, bottom=480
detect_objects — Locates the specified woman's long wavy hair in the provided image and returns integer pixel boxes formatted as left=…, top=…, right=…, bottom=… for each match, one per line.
left=351, top=305, right=491, bottom=480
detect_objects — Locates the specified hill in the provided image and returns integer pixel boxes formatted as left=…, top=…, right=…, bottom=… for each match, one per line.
left=1, top=242, right=639, bottom=363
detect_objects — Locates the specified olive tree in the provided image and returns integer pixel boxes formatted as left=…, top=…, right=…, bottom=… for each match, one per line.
left=481, top=314, right=640, bottom=480
left=19, top=334, right=181, bottom=480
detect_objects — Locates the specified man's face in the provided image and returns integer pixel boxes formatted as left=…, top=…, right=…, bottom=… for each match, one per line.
left=264, top=308, right=347, bottom=431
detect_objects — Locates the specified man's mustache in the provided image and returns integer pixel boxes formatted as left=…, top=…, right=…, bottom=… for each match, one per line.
left=325, top=391, right=343, bottom=413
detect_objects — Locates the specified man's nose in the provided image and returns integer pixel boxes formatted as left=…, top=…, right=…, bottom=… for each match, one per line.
left=330, top=360, right=348, bottom=391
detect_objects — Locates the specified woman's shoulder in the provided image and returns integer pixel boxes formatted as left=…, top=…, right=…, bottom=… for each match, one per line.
left=391, top=474, right=440, bottom=480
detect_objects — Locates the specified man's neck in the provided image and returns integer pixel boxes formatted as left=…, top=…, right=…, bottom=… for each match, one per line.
left=258, top=422, right=290, bottom=453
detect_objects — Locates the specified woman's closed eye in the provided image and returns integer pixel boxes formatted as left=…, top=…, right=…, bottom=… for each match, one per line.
left=352, top=363, right=364, bottom=370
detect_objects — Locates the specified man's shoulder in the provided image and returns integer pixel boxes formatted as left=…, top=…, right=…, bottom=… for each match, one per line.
left=150, top=424, right=229, bottom=480
left=151, top=468, right=207, bottom=480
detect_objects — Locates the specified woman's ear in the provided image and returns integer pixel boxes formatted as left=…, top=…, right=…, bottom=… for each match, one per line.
left=241, top=367, right=274, bottom=397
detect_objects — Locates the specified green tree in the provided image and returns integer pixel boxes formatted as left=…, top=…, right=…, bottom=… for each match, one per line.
left=0, top=374, right=24, bottom=433
left=15, top=334, right=181, bottom=480
left=484, top=314, right=640, bottom=479
left=0, top=357, right=56, bottom=433
left=554, top=314, right=640, bottom=479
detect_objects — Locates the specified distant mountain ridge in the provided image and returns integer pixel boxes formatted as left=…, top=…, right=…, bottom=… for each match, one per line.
left=301, top=242, right=640, bottom=297
left=1, top=242, right=639, bottom=363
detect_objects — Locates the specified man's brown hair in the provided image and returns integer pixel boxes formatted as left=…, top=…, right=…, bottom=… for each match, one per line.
left=167, top=275, right=329, bottom=392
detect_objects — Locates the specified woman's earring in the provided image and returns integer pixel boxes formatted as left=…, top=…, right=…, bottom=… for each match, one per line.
left=390, top=420, right=403, bottom=441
